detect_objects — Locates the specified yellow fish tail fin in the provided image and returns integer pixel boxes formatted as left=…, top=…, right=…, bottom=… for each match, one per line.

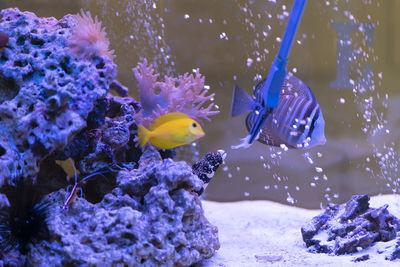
left=138, top=124, right=151, bottom=147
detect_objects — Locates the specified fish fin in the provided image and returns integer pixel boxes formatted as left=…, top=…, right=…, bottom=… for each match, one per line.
left=231, top=134, right=253, bottom=149
left=138, top=124, right=151, bottom=147
left=231, top=85, right=255, bottom=117
left=149, top=112, right=189, bottom=130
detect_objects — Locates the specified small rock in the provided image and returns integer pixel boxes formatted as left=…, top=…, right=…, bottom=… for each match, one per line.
left=386, top=238, right=400, bottom=261
left=0, top=193, right=10, bottom=208
left=340, top=195, right=370, bottom=221
left=352, top=254, right=369, bottom=262
left=301, top=194, right=400, bottom=255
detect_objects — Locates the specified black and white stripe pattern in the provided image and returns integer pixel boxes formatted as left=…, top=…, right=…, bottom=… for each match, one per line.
left=246, top=75, right=324, bottom=149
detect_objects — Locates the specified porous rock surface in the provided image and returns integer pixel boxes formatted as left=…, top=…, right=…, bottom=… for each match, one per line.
left=52, top=93, right=142, bottom=174
left=28, top=148, right=220, bottom=266
left=0, top=8, right=220, bottom=266
left=0, top=8, right=116, bottom=186
left=301, top=195, right=400, bottom=256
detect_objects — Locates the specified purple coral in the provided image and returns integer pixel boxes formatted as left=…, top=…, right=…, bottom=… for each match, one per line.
left=132, top=59, right=219, bottom=127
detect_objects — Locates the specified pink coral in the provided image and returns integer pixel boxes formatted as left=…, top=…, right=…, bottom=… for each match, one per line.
left=68, top=10, right=114, bottom=60
left=132, top=59, right=219, bottom=127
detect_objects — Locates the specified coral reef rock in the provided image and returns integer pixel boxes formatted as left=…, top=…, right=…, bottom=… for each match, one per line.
left=53, top=93, right=141, bottom=173
left=301, top=194, right=400, bottom=256
left=0, top=8, right=116, bottom=186
left=386, top=238, right=400, bottom=261
left=28, top=149, right=220, bottom=266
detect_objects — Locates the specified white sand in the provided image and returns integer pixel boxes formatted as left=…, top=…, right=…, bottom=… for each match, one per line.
left=201, top=194, right=400, bottom=267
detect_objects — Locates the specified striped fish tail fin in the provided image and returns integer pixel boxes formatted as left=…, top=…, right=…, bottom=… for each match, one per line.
left=231, top=85, right=255, bottom=117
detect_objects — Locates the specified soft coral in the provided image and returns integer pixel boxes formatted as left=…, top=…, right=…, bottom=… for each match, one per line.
left=132, top=59, right=219, bottom=127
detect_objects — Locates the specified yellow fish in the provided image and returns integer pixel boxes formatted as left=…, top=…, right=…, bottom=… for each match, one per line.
left=137, top=112, right=205, bottom=149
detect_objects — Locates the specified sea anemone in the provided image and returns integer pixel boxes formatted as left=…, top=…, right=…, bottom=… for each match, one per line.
left=132, top=59, right=220, bottom=127
left=68, top=9, right=115, bottom=60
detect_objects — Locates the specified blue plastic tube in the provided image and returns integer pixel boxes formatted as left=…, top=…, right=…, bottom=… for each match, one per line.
left=248, top=0, right=307, bottom=144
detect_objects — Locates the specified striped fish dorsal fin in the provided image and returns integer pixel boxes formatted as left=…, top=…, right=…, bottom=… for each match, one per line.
left=149, top=112, right=189, bottom=130
left=245, top=112, right=290, bottom=148
left=281, top=75, right=316, bottom=102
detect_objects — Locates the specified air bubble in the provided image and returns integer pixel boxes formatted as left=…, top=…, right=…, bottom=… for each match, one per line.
left=280, top=144, right=288, bottom=151
left=219, top=32, right=228, bottom=40
left=315, top=167, right=323, bottom=173
left=286, top=193, right=295, bottom=204
left=246, top=58, right=253, bottom=67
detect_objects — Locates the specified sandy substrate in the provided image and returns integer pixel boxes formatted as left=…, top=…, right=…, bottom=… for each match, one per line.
left=200, top=195, right=400, bottom=267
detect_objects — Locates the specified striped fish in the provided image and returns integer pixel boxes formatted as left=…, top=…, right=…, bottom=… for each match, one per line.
left=231, top=75, right=326, bottom=149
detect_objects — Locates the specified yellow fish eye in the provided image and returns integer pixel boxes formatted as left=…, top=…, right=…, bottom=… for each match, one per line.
left=192, top=123, right=197, bottom=128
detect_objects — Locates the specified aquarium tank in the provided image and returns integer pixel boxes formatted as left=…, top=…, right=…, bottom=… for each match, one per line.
left=0, top=0, right=399, bottom=266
